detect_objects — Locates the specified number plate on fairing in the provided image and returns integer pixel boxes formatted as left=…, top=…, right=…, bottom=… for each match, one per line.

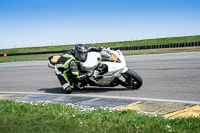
left=51, top=55, right=61, bottom=63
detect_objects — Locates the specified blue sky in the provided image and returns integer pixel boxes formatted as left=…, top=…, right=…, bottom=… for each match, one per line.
left=0, top=0, right=200, bottom=49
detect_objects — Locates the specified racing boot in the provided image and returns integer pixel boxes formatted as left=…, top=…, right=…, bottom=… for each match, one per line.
left=65, top=86, right=72, bottom=94
left=63, top=83, right=72, bottom=94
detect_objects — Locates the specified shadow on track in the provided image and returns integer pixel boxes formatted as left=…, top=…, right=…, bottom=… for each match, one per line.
left=38, top=86, right=128, bottom=94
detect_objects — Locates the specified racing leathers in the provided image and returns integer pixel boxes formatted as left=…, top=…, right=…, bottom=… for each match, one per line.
left=55, top=47, right=103, bottom=93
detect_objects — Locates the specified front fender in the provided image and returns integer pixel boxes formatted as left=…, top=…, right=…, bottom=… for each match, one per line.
left=121, top=67, right=128, bottom=73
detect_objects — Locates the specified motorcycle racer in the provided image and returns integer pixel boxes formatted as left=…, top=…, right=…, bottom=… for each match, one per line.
left=53, top=44, right=103, bottom=93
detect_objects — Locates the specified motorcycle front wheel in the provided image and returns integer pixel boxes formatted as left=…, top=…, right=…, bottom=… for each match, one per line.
left=120, top=69, right=143, bottom=89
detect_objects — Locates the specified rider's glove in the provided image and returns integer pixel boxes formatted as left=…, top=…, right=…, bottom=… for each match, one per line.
left=93, top=70, right=99, bottom=77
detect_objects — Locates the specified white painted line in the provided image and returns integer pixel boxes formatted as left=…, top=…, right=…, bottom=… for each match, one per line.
left=1, top=91, right=200, bottom=105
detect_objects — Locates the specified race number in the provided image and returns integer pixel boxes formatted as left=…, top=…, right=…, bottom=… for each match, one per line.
left=109, top=54, right=118, bottom=63
left=51, top=55, right=61, bottom=63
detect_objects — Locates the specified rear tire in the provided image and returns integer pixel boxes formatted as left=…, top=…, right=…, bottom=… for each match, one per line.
left=120, top=69, right=143, bottom=89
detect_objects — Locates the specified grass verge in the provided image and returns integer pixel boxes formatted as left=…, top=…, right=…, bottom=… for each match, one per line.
left=0, top=100, right=199, bottom=133
left=1, top=47, right=200, bottom=63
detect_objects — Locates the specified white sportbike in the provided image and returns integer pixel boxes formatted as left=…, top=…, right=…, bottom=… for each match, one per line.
left=49, top=48, right=143, bottom=90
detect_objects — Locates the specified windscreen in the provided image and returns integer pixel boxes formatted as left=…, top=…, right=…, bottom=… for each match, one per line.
left=101, top=49, right=121, bottom=63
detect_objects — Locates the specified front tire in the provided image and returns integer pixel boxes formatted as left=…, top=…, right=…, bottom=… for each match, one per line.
left=120, top=69, right=143, bottom=89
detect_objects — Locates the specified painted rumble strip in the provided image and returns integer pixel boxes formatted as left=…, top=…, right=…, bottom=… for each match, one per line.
left=114, top=101, right=200, bottom=119
left=0, top=94, right=13, bottom=99
left=0, top=94, right=29, bottom=100
left=164, top=105, right=200, bottom=119
left=0, top=93, right=200, bottom=119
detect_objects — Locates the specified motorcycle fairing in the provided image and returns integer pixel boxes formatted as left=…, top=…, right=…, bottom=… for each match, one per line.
left=79, top=52, right=100, bottom=72
left=79, top=49, right=126, bottom=73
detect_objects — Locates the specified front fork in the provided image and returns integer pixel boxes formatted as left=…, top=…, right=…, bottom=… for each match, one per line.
left=117, top=74, right=126, bottom=82
left=117, top=67, right=128, bottom=83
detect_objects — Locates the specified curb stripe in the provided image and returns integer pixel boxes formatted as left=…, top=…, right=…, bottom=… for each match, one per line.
left=164, top=105, right=200, bottom=119
left=114, top=101, right=142, bottom=110
left=0, top=94, right=13, bottom=99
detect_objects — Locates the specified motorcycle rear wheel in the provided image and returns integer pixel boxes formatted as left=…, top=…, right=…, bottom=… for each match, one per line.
left=121, top=69, right=143, bottom=89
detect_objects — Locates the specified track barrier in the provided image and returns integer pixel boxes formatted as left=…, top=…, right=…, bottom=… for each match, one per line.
left=111, top=42, right=200, bottom=51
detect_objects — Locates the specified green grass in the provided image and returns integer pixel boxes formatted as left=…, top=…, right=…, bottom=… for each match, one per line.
left=1, top=35, right=200, bottom=54
left=0, top=100, right=199, bottom=133
left=0, top=35, right=200, bottom=63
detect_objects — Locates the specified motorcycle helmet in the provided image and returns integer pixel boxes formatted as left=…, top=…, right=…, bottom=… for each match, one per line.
left=74, top=44, right=88, bottom=62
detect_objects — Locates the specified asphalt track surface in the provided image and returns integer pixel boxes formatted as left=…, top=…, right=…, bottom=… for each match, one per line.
left=0, top=52, right=200, bottom=103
